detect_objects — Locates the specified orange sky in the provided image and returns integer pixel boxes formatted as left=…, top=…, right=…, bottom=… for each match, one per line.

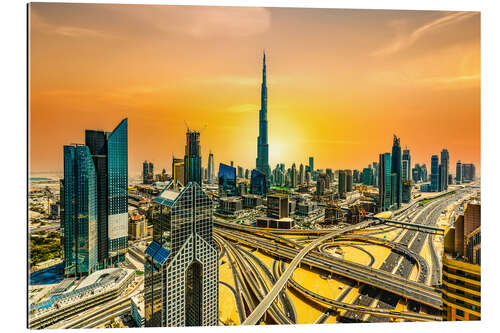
left=29, top=3, right=480, bottom=177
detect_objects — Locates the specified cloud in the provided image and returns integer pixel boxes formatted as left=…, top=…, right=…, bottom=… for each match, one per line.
left=30, top=9, right=113, bottom=39
left=372, top=11, right=477, bottom=57
left=108, top=5, right=272, bottom=39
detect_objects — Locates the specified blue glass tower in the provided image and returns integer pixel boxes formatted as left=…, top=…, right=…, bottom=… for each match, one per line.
left=63, top=144, right=98, bottom=276
left=430, top=155, right=439, bottom=192
left=378, top=152, right=392, bottom=212
left=106, top=119, right=128, bottom=259
left=250, top=169, right=268, bottom=196
left=85, top=118, right=128, bottom=267
left=218, top=163, right=237, bottom=196
left=256, top=52, right=270, bottom=181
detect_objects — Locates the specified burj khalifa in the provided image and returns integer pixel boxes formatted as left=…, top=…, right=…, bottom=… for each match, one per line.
left=256, top=52, right=270, bottom=180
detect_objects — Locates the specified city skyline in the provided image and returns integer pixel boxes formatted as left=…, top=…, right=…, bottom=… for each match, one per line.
left=29, top=4, right=480, bottom=175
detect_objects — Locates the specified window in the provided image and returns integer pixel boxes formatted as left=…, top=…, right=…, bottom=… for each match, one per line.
left=456, top=309, right=465, bottom=317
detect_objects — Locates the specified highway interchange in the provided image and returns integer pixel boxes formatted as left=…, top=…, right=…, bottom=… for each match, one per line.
left=47, top=184, right=477, bottom=327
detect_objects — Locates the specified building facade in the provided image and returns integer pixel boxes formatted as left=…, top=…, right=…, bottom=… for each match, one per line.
left=144, top=182, right=218, bottom=327
left=378, top=152, right=392, bottom=212
left=391, top=135, right=402, bottom=207
left=62, top=144, right=98, bottom=276
left=184, top=130, right=202, bottom=186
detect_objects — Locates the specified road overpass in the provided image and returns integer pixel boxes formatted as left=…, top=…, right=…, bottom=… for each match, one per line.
left=241, top=220, right=374, bottom=325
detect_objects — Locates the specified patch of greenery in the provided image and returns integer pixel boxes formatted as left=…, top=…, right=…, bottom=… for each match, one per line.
left=29, top=235, right=61, bottom=267
left=136, top=270, right=144, bottom=275
left=420, top=191, right=456, bottom=205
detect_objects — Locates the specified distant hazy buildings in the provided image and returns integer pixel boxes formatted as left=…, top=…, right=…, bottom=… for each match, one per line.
left=456, top=160, right=462, bottom=184
left=402, top=147, right=411, bottom=181
left=143, top=161, right=154, bottom=184
left=207, top=151, right=215, bottom=184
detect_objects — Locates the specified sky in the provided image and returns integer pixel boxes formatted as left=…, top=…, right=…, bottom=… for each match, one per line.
left=29, top=3, right=480, bottom=177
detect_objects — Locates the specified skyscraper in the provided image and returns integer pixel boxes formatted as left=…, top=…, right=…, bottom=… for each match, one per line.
left=308, top=157, right=314, bottom=179
left=338, top=170, right=346, bottom=198
left=391, top=135, right=402, bottom=208
left=299, top=164, right=304, bottom=185
left=63, top=144, right=98, bottom=277
left=218, top=163, right=237, bottom=196
left=143, top=161, right=149, bottom=184
left=431, top=155, right=439, bottom=192
left=379, top=153, right=392, bottom=212
left=256, top=52, right=270, bottom=180
left=456, top=160, right=462, bottom=184
left=250, top=169, right=268, bottom=196
left=402, top=146, right=411, bottom=181
left=441, top=149, right=450, bottom=190
left=172, top=157, right=185, bottom=186
left=144, top=181, right=218, bottom=327
left=208, top=151, right=214, bottom=184
left=346, top=170, right=353, bottom=192
left=184, top=130, right=202, bottom=186
left=85, top=118, right=128, bottom=267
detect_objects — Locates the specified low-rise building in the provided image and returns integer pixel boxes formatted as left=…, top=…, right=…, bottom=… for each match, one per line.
left=242, top=194, right=263, bottom=209
left=296, top=201, right=316, bottom=216
left=129, top=214, right=146, bottom=240
left=131, top=294, right=145, bottom=327
left=219, top=197, right=243, bottom=215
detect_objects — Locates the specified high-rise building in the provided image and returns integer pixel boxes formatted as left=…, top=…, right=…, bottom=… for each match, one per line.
left=245, top=168, right=250, bottom=179
left=372, top=162, right=378, bottom=187
left=362, top=167, right=373, bottom=186
left=402, top=160, right=409, bottom=181
left=421, top=164, right=428, bottom=182
left=305, top=170, right=311, bottom=185
left=378, top=153, right=392, bottom=212
left=256, top=52, right=270, bottom=180
left=308, top=157, right=314, bottom=179
left=144, top=181, right=218, bottom=327
left=218, top=163, right=237, bottom=196
left=250, top=169, right=268, bottom=196
left=237, top=166, right=244, bottom=179
left=402, top=180, right=412, bottom=203
left=62, top=144, right=98, bottom=276
left=391, top=135, right=402, bottom=207
left=184, top=130, right=202, bottom=186
left=299, top=164, right=304, bottom=185
left=456, top=160, right=462, bottom=184
left=439, top=163, right=446, bottom=192
left=290, top=163, right=297, bottom=188
left=172, top=157, right=185, bottom=186
left=85, top=118, right=128, bottom=267
left=208, top=151, right=215, bottom=184
left=352, top=169, right=359, bottom=184
left=143, top=161, right=149, bottom=184
left=346, top=170, right=353, bottom=192
left=441, top=149, right=450, bottom=190
left=462, top=163, right=476, bottom=182
left=402, top=147, right=411, bottom=181
left=338, top=170, right=346, bottom=198
left=431, top=155, right=439, bottom=192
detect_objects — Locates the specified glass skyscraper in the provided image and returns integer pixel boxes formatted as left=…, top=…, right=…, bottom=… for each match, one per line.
left=250, top=169, right=268, bottom=196
left=391, top=135, right=402, bottom=208
left=184, top=130, right=202, bottom=186
left=378, top=152, right=392, bottom=212
left=218, top=163, right=237, bottom=196
left=144, top=181, right=218, bottom=327
left=431, top=155, right=439, bottom=192
left=62, top=144, right=98, bottom=276
left=85, top=118, right=129, bottom=266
